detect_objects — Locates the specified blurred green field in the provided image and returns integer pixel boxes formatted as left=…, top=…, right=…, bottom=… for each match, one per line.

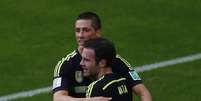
left=0, top=0, right=201, bottom=101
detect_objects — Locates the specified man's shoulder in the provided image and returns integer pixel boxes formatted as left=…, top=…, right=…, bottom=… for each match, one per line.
left=63, top=50, right=79, bottom=61
left=53, top=50, right=80, bottom=77
left=96, top=74, right=127, bottom=90
left=87, top=74, right=130, bottom=98
left=114, top=54, right=133, bottom=68
left=111, top=54, right=135, bottom=75
left=57, top=50, right=79, bottom=65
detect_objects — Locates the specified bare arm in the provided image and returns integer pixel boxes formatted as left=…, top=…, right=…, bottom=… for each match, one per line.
left=53, top=90, right=78, bottom=101
left=53, top=90, right=112, bottom=101
left=132, top=84, right=152, bottom=101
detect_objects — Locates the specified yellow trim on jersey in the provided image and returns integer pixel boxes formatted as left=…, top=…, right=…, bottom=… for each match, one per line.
left=86, top=81, right=96, bottom=97
left=54, top=50, right=77, bottom=77
left=102, top=78, right=126, bottom=91
left=86, top=76, right=104, bottom=97
left=54, top=60, right=62, bottom=77
left=116, top=54, right=133, bottom=70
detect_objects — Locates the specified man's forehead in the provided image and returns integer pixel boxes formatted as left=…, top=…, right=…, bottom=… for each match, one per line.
left=75, top=20, right=92, bottom=26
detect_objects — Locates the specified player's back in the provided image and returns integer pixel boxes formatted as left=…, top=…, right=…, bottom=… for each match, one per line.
left=86, top=73, right=132, bottom=101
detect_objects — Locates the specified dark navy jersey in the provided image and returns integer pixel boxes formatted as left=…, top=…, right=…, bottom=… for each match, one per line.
left=53, top=50, right=142, bottom=97
left=86, top=74, right=132, bottom=101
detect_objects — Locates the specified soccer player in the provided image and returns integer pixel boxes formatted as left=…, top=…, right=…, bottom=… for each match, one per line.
left=53, top=11, right=152, bottom=101
left=81, top=37, right=132, bottom=101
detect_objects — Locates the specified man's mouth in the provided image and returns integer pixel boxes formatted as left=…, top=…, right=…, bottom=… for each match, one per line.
left=78, top=40, right=84, bottom=44
left=82, top=68, right=88, bottom=72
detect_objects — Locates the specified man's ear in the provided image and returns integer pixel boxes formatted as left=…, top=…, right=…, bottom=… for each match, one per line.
left=95, top=30, right=101, bottom=37
left=98, top=59, right=107, bottom=68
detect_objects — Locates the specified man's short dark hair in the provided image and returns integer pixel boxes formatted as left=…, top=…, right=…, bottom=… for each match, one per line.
left=76, top=11, right=101, bottom=31
left=83, top=37, right=116, bottom=67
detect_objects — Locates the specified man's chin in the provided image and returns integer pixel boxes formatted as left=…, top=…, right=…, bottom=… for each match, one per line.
left=83, top=72, right=89, bottom=77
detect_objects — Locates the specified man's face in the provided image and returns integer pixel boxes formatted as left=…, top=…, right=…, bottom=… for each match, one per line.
left=80, top=48, right=99, bottom=77
left=75, top=19, right=99, bottom=47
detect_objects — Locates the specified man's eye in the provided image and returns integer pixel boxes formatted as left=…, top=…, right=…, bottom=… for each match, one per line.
left=83, top=28, right=91, bottom=32
left=75, top=28, right=80, bottom=32
left=76, top=28, right=91, bottom=33
left=84, top=58, right=90, bottom=62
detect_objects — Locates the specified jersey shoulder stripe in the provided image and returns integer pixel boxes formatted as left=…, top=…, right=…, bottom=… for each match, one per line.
left=86, top=76, right=104, bottom=97
left=54, top=50, right=77, bottom=77
left=102, top=78, right=126, bottom=91
left=116, top=54, right=133, bottom=70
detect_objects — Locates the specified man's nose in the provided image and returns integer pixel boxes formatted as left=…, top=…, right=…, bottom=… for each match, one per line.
left=77, top=30, right=84, bottom=37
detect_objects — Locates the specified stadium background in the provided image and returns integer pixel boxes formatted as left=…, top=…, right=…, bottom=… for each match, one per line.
left=0, top=0, right=201, bottom=100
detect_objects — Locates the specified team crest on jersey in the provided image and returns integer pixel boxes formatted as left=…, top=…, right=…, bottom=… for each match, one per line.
left=75, top=71, right=83, bottom=83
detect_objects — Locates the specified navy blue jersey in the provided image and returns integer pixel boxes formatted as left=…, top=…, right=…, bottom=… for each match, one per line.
left=53, top=50, right=142, bottom=97
left=86, top=74, right=132, bottom=101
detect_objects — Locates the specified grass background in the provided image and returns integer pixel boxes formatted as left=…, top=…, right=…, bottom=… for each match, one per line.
left=0, top=0, right=201, bottom=100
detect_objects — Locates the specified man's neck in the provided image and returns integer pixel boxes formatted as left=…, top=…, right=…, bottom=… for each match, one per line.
left=97, top=67, right=113, bottom=79
left=78, top=46, right=83, bottom=54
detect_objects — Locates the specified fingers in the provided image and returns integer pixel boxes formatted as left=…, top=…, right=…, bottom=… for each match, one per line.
left=89, top=96, right=112, bottom=101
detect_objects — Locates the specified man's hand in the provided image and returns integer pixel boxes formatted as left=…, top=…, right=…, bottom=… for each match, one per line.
left=85, top=97, right=112, bottom=101
left=53, top=90, right=112, bottom=101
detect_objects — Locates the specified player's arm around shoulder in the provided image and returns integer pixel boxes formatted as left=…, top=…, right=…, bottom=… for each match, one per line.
left=53, top=55, right=74, bottom=101
left=133, top=84, right=152, bottom=101
left=52, top=55, right=112, bottom=101
left=53, top=90, right=111, bottom=101
left=115, top=54, right=152, bottom=101
left=53, top=90, right=72, bottom=101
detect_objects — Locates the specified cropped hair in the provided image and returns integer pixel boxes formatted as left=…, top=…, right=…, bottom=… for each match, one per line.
left=76, top=11, right=101, bottom=31
left=83, top=37, right=116, bottom=67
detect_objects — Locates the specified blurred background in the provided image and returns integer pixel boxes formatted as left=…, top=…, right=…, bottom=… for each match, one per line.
left=0, top=0, right=201, bottom=100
